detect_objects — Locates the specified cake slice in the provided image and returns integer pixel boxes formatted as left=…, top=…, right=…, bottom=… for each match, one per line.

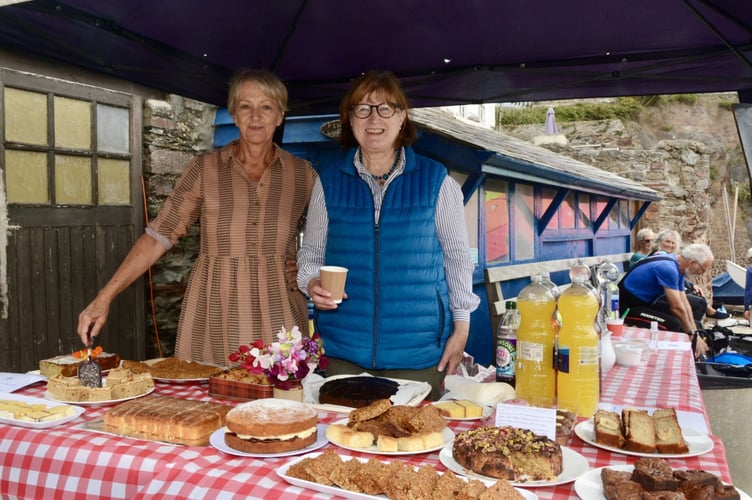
left=652, top=408, right=689, bottom=454
left=40, top=352, right=121, bottom=378
left=455, top=400, right=484, bottom=418
left=631, top=458, right=680, bottom=492
left=594, top=409, right=625, bottom=448
left=622, top=409, right=656, bottom=453
left=434, top=401, right=464, bottom=418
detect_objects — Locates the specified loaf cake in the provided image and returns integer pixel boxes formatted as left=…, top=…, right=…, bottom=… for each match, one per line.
left=46, top=367, right=154, bottom=402
left=40, top=352, right=121, bottom=378
left=318, top=376, right=399, bottom=408
left=622, top=408, right=656, bottom=453
left=452, top=426, right=563, bottom=481
left=593, top=407, right=690, bottom=456
left=653, top=408, right=689, bottom=454
left=224, top=398, right=317, bottom=453
left=594, top=409, right=626, bottom=448
left=103, top=394, right=230, bottom=446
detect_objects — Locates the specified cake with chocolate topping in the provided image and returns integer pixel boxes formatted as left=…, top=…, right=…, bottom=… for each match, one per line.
left=452, top=425, right=563, bottom=482
left=318, top=376, right=399, bottom=408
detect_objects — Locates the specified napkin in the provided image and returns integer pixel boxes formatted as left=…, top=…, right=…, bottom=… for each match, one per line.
left=442, top=375, right=516, bottom=406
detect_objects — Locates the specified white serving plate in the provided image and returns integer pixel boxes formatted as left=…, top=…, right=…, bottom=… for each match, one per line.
left=0, top=392, right=85, bottom=429
left=277, top=451, right=539, bottom=500
left=210, top=424, right=329, bottom=458
left=439, top=444, right=589, bottom=487
left=573, top=465, right=750, bottom=500
left=574, top=419, right=714, bottom=458
left=327, top=418, right=454, bottom=455
left=44, top=385, right=154, bottom=406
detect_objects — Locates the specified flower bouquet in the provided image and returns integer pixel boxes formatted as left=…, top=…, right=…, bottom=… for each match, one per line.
left=228, top=326, right=328, bottom=390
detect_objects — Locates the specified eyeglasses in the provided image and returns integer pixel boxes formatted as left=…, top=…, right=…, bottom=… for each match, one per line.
left=351, top=102, right=401, bottom=119
left=692, top=259, right=711, bottom=274
left=642, top=239, right=653, bottom=243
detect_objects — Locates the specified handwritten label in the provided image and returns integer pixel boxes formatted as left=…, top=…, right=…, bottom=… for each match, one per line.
left=0, top=372, right=46, bottom=393
left=495, top=403, right=556, bottom=440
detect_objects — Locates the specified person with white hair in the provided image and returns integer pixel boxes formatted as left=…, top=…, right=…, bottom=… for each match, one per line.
left=618, top=243, right=712, bottom=358
left=744, top=248, right=752, bottom=322
left=629, top=227, right=656, bottom=268
left=651, top=229, right=727, bottom=319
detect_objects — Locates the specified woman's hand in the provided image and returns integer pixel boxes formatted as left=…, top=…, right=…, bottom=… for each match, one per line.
left=77, top=295, right=112, bottom=346
left=437, top=322, right=470, bottom=375
left=307, top=278, right=346, bottom=310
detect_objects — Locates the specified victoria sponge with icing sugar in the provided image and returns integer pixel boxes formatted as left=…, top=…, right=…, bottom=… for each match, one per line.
left=224, top=398, right=318, bottom=453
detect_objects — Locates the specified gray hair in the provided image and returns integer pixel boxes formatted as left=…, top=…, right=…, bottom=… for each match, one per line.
left=680, top=243, right=713, bottom=265
left=656, top=229, right=681, bottom=248
left=636, top=228, right=655, bottom=242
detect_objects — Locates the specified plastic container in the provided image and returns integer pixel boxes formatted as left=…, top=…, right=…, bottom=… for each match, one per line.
left=614, top=342, right=643, bottom=366
left=515, top=274, right=557, bottom=408
left=556, top=266, right=600, bottom=418
left=496, top=300, right=519, bottom=386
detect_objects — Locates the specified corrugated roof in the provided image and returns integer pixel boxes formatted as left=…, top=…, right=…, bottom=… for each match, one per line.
left=410, top=107, right=660, bottom=201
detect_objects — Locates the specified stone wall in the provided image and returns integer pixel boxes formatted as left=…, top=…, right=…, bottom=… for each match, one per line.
left=141, top=96, right=216, bottom=357
left=504, top=94, right=749, bottom=298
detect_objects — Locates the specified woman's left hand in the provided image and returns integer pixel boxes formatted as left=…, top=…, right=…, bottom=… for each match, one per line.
left=307, top=277, right=346, bottom=310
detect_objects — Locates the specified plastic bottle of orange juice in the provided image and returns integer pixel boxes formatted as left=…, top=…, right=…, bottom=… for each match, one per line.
left=515, top=274, right=557, bottom=407
left=556, top=263, right=600, bottom=418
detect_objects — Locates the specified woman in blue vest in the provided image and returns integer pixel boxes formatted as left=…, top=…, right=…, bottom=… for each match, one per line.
left=297, top=71, right=479, bottom=399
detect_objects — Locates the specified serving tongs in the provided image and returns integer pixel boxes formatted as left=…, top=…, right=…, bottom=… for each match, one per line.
left=78, top=327, right=102, bottom=388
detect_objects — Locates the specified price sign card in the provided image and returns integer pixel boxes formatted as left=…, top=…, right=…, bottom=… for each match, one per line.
left=495, top=403, right=556, bottom=441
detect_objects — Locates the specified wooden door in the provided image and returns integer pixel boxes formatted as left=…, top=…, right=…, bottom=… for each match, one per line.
left=0, top=69, right=145, bottom=372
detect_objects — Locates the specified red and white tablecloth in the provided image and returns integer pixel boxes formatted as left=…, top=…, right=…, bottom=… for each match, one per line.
left=0, top=327, right=732, bottom=499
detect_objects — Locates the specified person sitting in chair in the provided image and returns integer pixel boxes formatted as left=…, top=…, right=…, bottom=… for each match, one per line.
left=619, top=243, right=712, bottom=358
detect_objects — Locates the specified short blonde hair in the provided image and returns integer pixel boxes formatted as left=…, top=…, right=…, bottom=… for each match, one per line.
left=227, top=69, right=288, bottom=116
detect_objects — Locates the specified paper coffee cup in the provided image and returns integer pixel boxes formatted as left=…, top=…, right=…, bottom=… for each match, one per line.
left=605, top=318, right=624, bottom=337
left=320, top=266, right=348, bottom=304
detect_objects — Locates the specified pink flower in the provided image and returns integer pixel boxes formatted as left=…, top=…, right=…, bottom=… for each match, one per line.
left=228, top=325, right=328, bottom=387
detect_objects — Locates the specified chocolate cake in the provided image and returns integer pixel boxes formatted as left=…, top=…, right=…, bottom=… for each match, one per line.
left=318, top=376, right=399, bottom=408
left=631, top=458, right=681, bottom=492
left=601, top=462, right=739, bottom=500
left=452, top=426, right=562, bottom=482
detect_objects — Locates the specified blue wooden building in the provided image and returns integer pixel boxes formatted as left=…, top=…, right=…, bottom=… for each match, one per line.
left=215, top=108, right=660, bottom=366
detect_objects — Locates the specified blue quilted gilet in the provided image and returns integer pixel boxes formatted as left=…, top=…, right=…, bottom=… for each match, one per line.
left=315, top=147, right=452, bottom=369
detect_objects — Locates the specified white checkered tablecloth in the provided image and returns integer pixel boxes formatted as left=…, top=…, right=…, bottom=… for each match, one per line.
left=0, top=328, right=731, bottom=499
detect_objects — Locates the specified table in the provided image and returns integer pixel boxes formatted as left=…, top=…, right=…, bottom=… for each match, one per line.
left=0, top=328, right=733, bottom=499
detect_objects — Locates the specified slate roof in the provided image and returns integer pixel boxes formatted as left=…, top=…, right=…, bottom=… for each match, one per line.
left=410, top=107, right=660, bottom=201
